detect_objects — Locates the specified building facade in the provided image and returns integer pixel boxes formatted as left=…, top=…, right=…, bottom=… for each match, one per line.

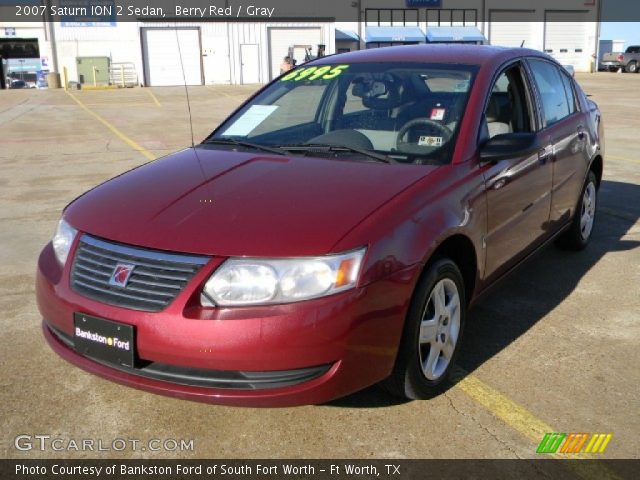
left=1, top=0, right=601, bottom=88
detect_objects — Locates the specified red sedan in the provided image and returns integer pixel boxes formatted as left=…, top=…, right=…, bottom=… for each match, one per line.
left=37, top=45, right=604, bottom=406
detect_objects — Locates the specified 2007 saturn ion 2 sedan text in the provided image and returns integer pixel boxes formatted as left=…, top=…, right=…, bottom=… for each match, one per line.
left=37, top=45, right=604, bottom=407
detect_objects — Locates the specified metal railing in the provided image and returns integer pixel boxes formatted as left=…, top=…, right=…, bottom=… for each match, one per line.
left=109, top=62, right=138, bottom=87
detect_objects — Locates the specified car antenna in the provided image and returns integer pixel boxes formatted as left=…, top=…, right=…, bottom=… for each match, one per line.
left=520, top=40, right=525, bottom=48
left=174, top=23, right=211, bottom=195
left=174, top=25, right=195, bottom=149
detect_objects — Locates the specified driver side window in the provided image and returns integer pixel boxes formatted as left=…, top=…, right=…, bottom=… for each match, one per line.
left=484, top=64, right=534, bottom=140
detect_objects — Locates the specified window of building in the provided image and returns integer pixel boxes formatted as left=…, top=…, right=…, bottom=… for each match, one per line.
left=364, top=8, right=419, bottom=26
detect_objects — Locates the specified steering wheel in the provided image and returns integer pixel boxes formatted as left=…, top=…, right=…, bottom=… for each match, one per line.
left=396, top=118, right=453, bottom=156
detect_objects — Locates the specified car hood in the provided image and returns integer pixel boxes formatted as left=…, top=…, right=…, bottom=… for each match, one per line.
left=65, top=147, right=438, bottom=257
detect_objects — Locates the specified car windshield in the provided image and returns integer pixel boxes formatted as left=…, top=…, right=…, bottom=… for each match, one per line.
left=206, top=62, right=478, bottom=165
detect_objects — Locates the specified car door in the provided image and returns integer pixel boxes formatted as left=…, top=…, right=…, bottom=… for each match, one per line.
left=526, top=58, right=589, bottom=227
left=481, top=61, right=554, bottom=280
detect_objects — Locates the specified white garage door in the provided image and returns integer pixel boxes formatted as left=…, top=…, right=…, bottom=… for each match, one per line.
left=143, top=28, right=202, bottom=86
left=544, top=12, right=589, bottom=68
left=489, top=12, right=537, bottom=48
left=268, top=27, right=322, bottom=80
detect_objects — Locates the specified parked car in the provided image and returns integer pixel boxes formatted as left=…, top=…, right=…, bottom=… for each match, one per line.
left=562, top=64, right=575, bottom=77
left=37, top=45, right=604, bottom=407
left=8, top=79, right=27, bottom=89
left=601, top=45, right=640, bottom=72
left=33, top=70, right=48, bottom=89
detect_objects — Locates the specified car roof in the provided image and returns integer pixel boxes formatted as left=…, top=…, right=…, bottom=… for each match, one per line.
left=315, top=44, right=549, bottom=67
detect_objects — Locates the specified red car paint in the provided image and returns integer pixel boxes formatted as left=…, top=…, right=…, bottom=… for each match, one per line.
left=37, top=45, right=603, bottom=406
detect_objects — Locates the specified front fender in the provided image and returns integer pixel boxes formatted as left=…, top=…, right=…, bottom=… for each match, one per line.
left=333, top=161, right=487, bottom=289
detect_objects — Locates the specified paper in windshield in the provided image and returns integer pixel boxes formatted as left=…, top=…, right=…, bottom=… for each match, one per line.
left=222, top=105, right=279, bottom=136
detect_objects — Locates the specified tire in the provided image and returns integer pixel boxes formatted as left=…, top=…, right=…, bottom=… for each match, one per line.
left=556, top=170, right=598, bottom=251
left=625, top=61, right=637, bottom=73
left=381, top=258, right=466, bottom=400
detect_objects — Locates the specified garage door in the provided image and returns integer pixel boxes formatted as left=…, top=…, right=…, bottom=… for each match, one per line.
left=489, top=12, right=536, bottom=48
left=268, top=27, right=322, bottom=80
left=544, top=12, right=589, bottom=68
left=142, top=28, right=202, bottom=86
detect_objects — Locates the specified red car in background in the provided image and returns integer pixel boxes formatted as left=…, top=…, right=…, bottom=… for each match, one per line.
left=37, top=45, right=604, bottom=406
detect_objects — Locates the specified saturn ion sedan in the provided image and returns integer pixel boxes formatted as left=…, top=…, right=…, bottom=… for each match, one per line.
left=37, top=45, right=604, bottom=407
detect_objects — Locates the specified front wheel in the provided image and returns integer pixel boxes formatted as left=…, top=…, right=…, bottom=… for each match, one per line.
left=381, top=258, right=466, bottom=399
left=556, top=170, right=598, bottom=250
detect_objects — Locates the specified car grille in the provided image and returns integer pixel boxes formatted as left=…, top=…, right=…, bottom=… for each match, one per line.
left=70, top=235, right=209, bottom=312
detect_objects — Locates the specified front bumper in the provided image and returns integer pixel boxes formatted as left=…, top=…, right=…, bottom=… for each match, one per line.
left=37, top=242, right=421, bottom=407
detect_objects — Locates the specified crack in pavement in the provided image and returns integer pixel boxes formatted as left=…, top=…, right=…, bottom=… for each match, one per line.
left=443, top=390, right=527, bottom=461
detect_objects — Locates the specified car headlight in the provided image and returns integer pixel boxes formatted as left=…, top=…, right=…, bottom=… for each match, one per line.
left=52, top=218, right=78, bottom=266
left=202, top=248, right=366, bottom=306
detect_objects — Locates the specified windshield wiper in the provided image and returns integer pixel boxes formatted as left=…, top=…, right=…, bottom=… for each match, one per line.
left=202, top=138, right=287, bottom=156
left=280, top=143, right=397, bottom=164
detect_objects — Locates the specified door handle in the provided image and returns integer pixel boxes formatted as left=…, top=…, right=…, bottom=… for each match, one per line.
left=577, top=125, right=585, bottom=140
left=493, top=178, right=507, bottom=190
left=538, top=147, right=551, bottom=164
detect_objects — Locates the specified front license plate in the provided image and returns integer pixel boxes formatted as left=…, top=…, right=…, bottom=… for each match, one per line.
left=74, top=313, right=135, bottom=368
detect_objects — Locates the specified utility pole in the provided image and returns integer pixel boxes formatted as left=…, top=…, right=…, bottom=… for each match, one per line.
left=0, top=56, right=5, bottom=89
left=43, top=0, right=59, bottom=73
left=595, top=0, right=602, bottom=73
left=357, top=0, right=362, bottom=50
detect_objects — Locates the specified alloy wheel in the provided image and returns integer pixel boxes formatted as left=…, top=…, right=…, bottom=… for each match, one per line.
left=580, top=182, right=596, bottom=240
left=418, top=278, right=461, bottom=380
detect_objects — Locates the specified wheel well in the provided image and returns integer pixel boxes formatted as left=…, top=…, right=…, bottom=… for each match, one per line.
left=429, top=235, right=477, bottom=305
left=590, top=155, right=603, bottom=188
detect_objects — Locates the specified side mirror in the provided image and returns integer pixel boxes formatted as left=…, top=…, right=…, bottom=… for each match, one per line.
left=479, top=132, right=540, bottom=164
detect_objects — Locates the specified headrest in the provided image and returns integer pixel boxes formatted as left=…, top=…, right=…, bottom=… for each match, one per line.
left=486, top=95, right=500, bottom=123
left=352, top=74, right=403, bottom=110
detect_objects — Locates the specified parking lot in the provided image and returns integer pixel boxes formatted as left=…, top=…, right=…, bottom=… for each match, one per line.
left=1, top=73, right=638, bottom=460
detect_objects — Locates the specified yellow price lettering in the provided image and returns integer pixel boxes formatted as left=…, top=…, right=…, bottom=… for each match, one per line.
left=281, top=68, right=304, bottom=81
left=280, top=65, right=351, bottom=82
left=307, top=66, right=332, bottom=80
left=294, top=67, right=318, bottom=80
left=322, top=65, right=349, bottom=80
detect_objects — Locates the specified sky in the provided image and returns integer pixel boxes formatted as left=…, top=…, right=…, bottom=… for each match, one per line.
left=600, top=0, right=640, bottom=48
left=600, top=23, right=640, bottom=48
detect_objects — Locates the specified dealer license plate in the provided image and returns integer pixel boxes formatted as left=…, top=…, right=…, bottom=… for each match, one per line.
left=73, top=313, right=135, bottom=368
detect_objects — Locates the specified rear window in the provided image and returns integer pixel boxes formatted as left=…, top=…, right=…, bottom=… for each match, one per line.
left=422, top=73, right=471, bottom=93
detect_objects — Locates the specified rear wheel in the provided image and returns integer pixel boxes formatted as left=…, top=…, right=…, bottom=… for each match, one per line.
left=556, top=170, right=598, bottom=250
left=625, top=61, right=637, bottom=73
left=382, top=258, right=466, bottom=399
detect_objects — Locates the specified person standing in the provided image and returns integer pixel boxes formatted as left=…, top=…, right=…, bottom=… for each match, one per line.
left=280, top=56, right=292, bottom=74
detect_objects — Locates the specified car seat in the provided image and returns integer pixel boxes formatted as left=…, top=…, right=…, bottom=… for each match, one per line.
left=486, top=93, right=512, bottom=138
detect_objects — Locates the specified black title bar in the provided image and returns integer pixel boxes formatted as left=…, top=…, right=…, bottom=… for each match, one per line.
left=0, top=0, right=639, bottom=22
left=1, top=459, right=639, bottom=480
